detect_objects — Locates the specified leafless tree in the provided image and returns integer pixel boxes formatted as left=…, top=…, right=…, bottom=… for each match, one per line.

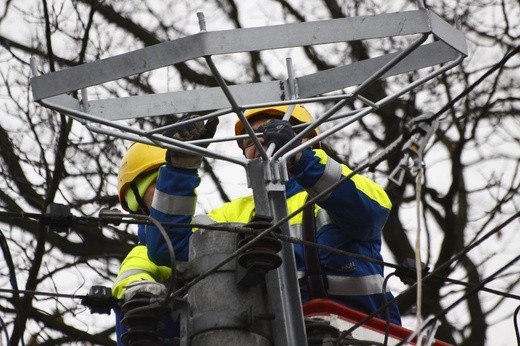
left=0, top=0, right=518, bottom=345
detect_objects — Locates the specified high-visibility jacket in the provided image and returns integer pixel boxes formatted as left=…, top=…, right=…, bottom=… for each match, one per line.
left=144, top=149, right=401, bottom=325
left=111, top=166, right=199, bottom=345
left=112, top=242, right=176, bottom=346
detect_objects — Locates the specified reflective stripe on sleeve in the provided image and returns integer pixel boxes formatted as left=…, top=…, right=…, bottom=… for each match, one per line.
left=289, top=209, right=332, bottom=240
left=152, top=190, right=197, bottom=215
left=113, top=269, right=153, bottom=286
left=316, top=208, right=332, bottom=229
left=307, top=157, right=342, bottom=200
left=290, top=224, right=302, bottom=239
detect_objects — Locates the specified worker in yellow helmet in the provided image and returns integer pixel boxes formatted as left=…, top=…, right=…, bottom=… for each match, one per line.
left=143, top=104, right=401, bottom=327
left=117, top=142, right=166, bottom=216
left=112, top=114, right=218, bottom=346
left=112, top=142, right=194, bottom=345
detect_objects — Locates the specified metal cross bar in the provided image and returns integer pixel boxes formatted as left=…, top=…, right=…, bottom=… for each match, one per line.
left=32, top=40, right=464, bottom=123
left=30, top=9, right=466, bottom=101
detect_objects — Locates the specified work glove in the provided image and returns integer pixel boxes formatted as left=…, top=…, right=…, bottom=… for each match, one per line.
left=165, top=115, right=219, bottom=170
left=122, top=280, right=166, bottom=302
left=120, top=280, right=168, bottom=345
left=263, top=119, right=301, bottom=164
left=263, top=119, right=298, bottom=151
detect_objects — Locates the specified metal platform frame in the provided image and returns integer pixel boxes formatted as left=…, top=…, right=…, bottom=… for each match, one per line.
left=30, top=5, right=467, bottom=346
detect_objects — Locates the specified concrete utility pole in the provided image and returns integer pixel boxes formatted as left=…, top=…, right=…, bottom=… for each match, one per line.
left=186, top=227, right=273, bottom=346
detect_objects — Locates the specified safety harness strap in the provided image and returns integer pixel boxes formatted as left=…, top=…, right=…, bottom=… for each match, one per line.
left=302, top=201, right=328, bottom=299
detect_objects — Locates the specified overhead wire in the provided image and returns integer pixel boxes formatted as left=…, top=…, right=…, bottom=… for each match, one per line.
left=414, top=160, right=425, bottom=344
left=382, top=273, right=396, bottom=346
left=5, top=208, right=517, bottom=341
left=433, top=45, right=520, bottom=121
left=97, top=209, right=177, bottom=303
left=395, top=253, right=520, bottom=346
left=334, top=210, right=520, bottom=344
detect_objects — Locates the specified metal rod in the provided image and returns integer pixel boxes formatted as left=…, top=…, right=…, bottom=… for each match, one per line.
left=147, top=108, right=230, bottom=135
left=356, top=95, right=379, bottom=109
left=37, top=98, right=247, bottom=167
left=351, top=34, right=429, bottom=98
left=204, top=55, right=269, bottom=161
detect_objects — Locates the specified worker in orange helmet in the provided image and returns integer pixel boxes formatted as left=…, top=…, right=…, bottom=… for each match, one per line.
left=144, top=104, right=401, bottom=326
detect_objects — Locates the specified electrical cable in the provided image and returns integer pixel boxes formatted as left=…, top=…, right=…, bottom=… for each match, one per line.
left=414, top=166, right=425, bottom=344
left=1, top=210, right=518, bottom=345
left=98, top=209, right=177, bottom=303
left=395, top=315, right=438, bottom=346
left=395, top=253, right=520, bottom=346
left=1, top=209, right=400, bottom=273
left=436, top=275, right=520, bottom=300
left=0, top=287, right=92, bottom=300
left=3, top=209, right=519, bottom=304
left=3, top=208, right=517, bottom=345
left=334, top=210, right=520, bottom=344
left=190, top=221, right=520, bottom=301
left=433, top=46, right=520, bottom=121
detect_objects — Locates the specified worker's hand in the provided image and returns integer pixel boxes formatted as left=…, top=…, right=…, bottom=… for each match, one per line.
left=165, top=115, right=219, bottom=169
left=122, top=280, right=166, bottom=302
left=263, top=119, right=301, bottom=164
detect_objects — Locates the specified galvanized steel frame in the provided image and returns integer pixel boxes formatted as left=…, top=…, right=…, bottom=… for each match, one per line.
left=30, top=9, right=467, bottom=167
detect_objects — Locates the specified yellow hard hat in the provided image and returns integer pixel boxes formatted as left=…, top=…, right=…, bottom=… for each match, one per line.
left=234, top=104, right=320, bottom=148
left=117, top=142, right=166, bottom=212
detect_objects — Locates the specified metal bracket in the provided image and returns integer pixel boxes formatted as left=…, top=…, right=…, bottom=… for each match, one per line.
left=388, top=117, right=440, bottom=186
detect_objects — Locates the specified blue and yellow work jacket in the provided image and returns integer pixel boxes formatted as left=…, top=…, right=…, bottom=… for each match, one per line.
left=137, top=148, right=401, bottom=325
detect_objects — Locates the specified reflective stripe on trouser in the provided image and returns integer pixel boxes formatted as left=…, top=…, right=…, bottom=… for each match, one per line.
left=298, top=272, right=388, bottom=296
left=113, top=269, right=153, bottom=286
left=307, top=157, right=342, bottom=200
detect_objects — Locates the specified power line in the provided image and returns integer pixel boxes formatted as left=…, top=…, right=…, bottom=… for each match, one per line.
left=335, top=210, right=520, bottom=343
